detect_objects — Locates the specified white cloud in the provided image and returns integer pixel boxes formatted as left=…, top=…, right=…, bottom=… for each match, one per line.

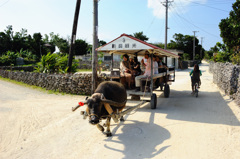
left=148, top=0, right=207, bottom=19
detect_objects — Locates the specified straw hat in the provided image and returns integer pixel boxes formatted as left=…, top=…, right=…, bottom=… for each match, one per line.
left=129, top=55, right=134, bottom=59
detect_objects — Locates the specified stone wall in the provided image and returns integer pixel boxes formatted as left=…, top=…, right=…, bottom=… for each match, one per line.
left=0, top=70, right=109, bottom=95
left=209, top=61, right=240, bottom=105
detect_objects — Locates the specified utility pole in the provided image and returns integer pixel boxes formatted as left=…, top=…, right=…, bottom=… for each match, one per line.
left=193, top=31, right=198, bottom=60
left=92, top=0, right=99, bottom=94
left=162, top=0, right=173, bottom=50
left=68, top=0, right=81, bottom=73
left=200, top=37, right=204, bottom=59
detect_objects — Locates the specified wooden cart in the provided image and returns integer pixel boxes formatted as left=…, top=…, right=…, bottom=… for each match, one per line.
left=97, top=34, right=179, bottom=110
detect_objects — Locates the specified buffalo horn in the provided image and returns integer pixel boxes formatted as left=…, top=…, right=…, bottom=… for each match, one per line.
left=72, top=100, right=88, bottom=112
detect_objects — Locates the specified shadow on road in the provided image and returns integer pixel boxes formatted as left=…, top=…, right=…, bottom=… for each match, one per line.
left=103, top=103, right=171, bottom=159
left=156, top=89, right=240, bottom=126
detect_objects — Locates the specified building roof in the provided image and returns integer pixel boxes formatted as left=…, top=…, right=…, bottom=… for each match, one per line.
left=97, top=34, right=179, bottom=58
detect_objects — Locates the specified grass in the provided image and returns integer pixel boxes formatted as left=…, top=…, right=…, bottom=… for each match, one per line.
left=0, top=76, right=66, bottom=95
left=76, top=69, right=92, bottom=72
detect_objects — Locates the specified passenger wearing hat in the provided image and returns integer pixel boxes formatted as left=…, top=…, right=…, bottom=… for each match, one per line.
left=129, top=55, right=134, bottom=70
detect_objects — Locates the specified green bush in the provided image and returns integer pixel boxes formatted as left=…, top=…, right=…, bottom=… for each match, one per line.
left=183, top=53, right=190, bottom=60
left=0, top=49, right=38, bottom=66
left=0, top=51, right=17, bottom=66
left=0, top=55, right=11, bottom=66
left=195, top=54, right=200, bottom=60
left=232, top=52, right=240, bottom=65
left=204, top=52, right=210, bottom=60
left=214, top=52, right=231, bottom=63
left=35, top=53, right=78, bottom=74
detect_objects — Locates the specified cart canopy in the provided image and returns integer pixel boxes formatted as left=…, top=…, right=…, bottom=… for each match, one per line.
left=97, top=34, right=179, bottom=58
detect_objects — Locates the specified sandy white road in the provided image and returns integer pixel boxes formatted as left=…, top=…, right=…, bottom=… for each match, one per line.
left=0, top=61, right=240, bottom=159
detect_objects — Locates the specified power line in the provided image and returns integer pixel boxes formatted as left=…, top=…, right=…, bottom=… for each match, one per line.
left=0, top=0, right=10, bottom=7
left=182, top=0, right=231, bottom=12
left=169, top=1, right=195, bottom=32
left=172, top=11, right=219, bottom=38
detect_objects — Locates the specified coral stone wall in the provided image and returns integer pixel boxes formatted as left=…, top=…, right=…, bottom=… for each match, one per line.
left=209, top=61, right=240, bottom=105
left=0, top=70, right=109, bottom=95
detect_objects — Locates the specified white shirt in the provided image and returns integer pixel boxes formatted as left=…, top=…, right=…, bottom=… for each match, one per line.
left=143, top=58, right=152, bottom=76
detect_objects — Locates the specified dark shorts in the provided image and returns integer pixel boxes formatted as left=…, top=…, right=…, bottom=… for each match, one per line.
left=191, top=78, right=200, bottom=87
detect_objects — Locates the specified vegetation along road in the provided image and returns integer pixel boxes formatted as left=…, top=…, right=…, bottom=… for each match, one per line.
left=0, top=61, right=240, bottom=159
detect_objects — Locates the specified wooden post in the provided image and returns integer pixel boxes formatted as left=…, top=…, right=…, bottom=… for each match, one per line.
left=68, top=0, right=81, bottom=73
left=92, top=0, right=98, bottom=94
left=111, top=53, right=113, bottom=71
left=150, top=53, right=153, bottom=95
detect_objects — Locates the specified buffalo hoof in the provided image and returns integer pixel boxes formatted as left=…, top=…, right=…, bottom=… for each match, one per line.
left=120, top=116, right=125, bottom=122
left=106, top=132, right=112, bottom=137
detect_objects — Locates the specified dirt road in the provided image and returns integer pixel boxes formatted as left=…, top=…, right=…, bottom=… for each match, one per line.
left=1, top=61, right=240, bottom=159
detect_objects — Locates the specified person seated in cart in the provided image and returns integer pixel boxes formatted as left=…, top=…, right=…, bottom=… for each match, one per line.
left=155, top=56, right=168, bottom=90
left=156, top=56, right=168, bottom=73
left=120, top=54, right=133, bottom=89
left=135, top=51, right=153, bottom=91
left=153, top=55, right=159, bottom=74
left=129, top=55, right=134, bottom=70
left=190, top=64, right=202, bottom=94
left=132, top=56, right=142, bottom=76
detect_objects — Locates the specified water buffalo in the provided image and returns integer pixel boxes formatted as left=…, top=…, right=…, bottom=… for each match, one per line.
left=84, top=81, right=127, bottom=137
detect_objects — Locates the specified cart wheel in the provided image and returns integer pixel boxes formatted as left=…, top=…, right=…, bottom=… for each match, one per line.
left=151, top=93, right=157, bottom=109
left=195, top=89, right=198, bottom=98
left=195, top=84, right=198, bottom=98
left=164, top=84, right=170, bottom=98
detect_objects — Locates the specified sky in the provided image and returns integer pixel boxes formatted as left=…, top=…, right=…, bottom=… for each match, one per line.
left=0, top=0, right=236, bottom=50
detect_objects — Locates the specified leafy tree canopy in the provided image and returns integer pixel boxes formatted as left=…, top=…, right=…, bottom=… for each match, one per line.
left=219, top=0, right=240, bottom=48
left=167, top=33, right=202, bottom=60
left=132, top=31, right=149, bottom=41
left=75, top=39, right=89, bottom=55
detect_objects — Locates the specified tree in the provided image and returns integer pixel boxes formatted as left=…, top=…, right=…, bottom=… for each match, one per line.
left=152, top=42, right=164, bottom=49
left=167, top=33, right=202, bottom=60
left=31, top=33, right=43, bottom=58
left=99, top=40, right=106, bottom=46
left=0, top=25, right=13, bottom=55
left=75, top=39, right=89, bottom=55
left=219, top=1, right=240, bottom=49
left=132, top=31, right=149, bottom=41
left=12, top=28, right=29, bottom=52
left=48, top=33, right=69, bottom=54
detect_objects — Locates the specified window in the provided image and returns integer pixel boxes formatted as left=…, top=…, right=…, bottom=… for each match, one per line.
left=132, top=43, right=136, bottom=48
left=112, top=44, right=115, bottom=48
left=119, top=44, right=122, bottom=48
left=125, top=44, right=129, bottom=48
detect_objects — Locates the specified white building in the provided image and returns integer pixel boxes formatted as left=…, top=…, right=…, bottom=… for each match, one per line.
left=166, top=49, right=184, bottom=69
left=97, top=33, right=179, bottom=63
